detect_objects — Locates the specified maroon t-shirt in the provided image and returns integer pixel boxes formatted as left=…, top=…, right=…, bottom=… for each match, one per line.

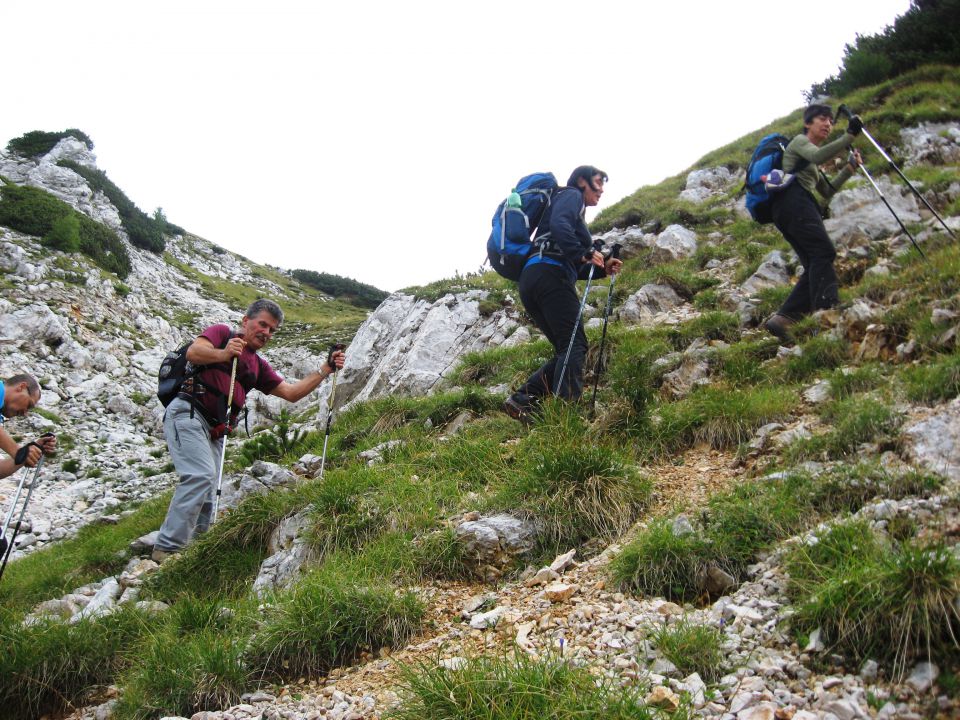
left=189, top=324, right=283, bottom=425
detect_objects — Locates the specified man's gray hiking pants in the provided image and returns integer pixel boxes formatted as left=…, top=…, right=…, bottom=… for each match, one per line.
left=154, top=396, right=223, bottom=553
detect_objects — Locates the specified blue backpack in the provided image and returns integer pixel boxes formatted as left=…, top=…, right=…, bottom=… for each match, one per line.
left=487, top=172, right=558, bottom=280
left=745, top=133, right=810, bottom=223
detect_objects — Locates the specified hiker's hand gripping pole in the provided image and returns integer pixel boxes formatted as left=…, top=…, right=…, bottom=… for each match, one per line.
left=212, top=357, right=238, bottom=522
left=838, top=104, right=956, bottom=241
left=0, top=432, right=54, bottom=583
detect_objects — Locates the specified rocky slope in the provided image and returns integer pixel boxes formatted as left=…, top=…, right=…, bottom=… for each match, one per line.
left=3, top=108, right=960, bottom=720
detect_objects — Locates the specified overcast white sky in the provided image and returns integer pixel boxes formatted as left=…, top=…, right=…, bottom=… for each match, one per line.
left=2, top=0, right=911, bottom=292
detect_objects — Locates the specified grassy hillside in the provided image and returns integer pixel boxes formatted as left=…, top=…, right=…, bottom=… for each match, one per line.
left=2, top=65, right=960, bottom=719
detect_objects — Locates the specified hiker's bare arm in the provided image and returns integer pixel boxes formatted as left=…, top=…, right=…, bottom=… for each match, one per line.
left=269, top=350, right=344, bottom=403
left=186, top=336, right=246, bottom=364
left=0, top=426, right=18, bottom=458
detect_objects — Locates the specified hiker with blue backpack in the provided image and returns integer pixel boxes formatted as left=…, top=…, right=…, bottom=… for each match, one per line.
left=501, top=166, right=622, bottom=421
left=758, top=103, right=863, bottom=342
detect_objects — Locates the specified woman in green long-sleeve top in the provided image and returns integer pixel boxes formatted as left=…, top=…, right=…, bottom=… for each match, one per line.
left=765, top=103, right=863, bottom=342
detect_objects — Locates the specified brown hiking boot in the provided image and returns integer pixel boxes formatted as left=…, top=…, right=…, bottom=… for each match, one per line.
left=765, top=314, right=796, bottom=344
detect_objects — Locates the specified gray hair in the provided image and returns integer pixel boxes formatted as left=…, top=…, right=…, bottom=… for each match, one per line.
left=5, top=373, right=40, bottom=397
left=245, top=298, right=284, bottom=325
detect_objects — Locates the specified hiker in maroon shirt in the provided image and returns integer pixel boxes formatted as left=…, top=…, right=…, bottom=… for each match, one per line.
left=152, top=298, right=344, bottom=562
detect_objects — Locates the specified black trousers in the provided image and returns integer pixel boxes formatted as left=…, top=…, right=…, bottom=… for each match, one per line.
left=516, top=263, right=587, bottom=401
left=771, top=183, right=839, bottom=319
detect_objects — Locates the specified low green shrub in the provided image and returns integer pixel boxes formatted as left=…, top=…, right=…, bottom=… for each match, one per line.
left=58, top=159, right=167, bottom=253
left=6, top=128, right=93, bottom=157
left=44, top=212, right=81, bottom=252
left=0, top=181, right=131, bottom=278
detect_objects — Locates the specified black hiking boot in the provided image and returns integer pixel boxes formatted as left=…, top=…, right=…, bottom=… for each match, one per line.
left=502, top=394, right=536, bottom=424
left=764, top=313, right=796, bottom=344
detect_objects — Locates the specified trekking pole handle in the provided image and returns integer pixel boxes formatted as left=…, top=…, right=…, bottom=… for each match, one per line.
left=608, top=243, right=622, bottom=260
left=13, top=432, right=55, bottom=466
left=225, top=357, right=238, bottom=429
left=837, top=104, right=853, bottom=121
left=326, top=343, right=346, bottom=374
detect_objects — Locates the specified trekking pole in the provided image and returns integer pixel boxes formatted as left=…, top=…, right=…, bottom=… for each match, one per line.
left=211, top=357, right=238, bottom=523
left=0, top=448, right=50, bottom=583
left=319, top=343, right=345, bottom=479
left=838, top=105, right=956, bottom=241
left=850, top=151, right=927, bottom=261
left=554, top=242, right=602, bottom=397
left=589, top=243, right=622, bottom=415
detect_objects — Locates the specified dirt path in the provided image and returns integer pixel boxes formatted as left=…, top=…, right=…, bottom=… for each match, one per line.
left=272, top=445, right=746, bottom=714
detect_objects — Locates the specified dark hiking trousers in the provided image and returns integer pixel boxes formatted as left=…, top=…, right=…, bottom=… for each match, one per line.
left=516, top=262, right=587, bottom=402
left=771, top=182, right=840, bottom=319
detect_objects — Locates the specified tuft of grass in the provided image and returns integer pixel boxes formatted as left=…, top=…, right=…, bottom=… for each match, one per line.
left=496, top=402, right=652, bottom=554
left=650, top=618, right=725, bottom=683
left=787, top=529, right=960, bottom=679
left=901, top=350, right=960, bottom=403
left=650, top=384, right=796, bottom=456
left=411, top=526, right=471, bottom=580
left=391, top=652, right=676, bottom=720
left=247, top=568, right=422, bottom=679
left=826, top=365, right=886, bottom=400
left=452, top=340, right=553, bottom=388
left=601, top=331, right=673, bottom=432
left=716, top=338, right=781, bottom=387
left=0, top=495, right=169, bottom=613
left=114, top=598, right=253, bottom=720
left=609, top=519, right=715, bottom=603
left=612, top=464, right=941, bottom=603
left=780, top=335, right=849, bottom=383
left=787, top=396, right=901, bottom=461
left=667, top=311, right=741, bottom=350
left=145, top=488, right=308, bottom=601
left=0, top=605, right=147, bottom=720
